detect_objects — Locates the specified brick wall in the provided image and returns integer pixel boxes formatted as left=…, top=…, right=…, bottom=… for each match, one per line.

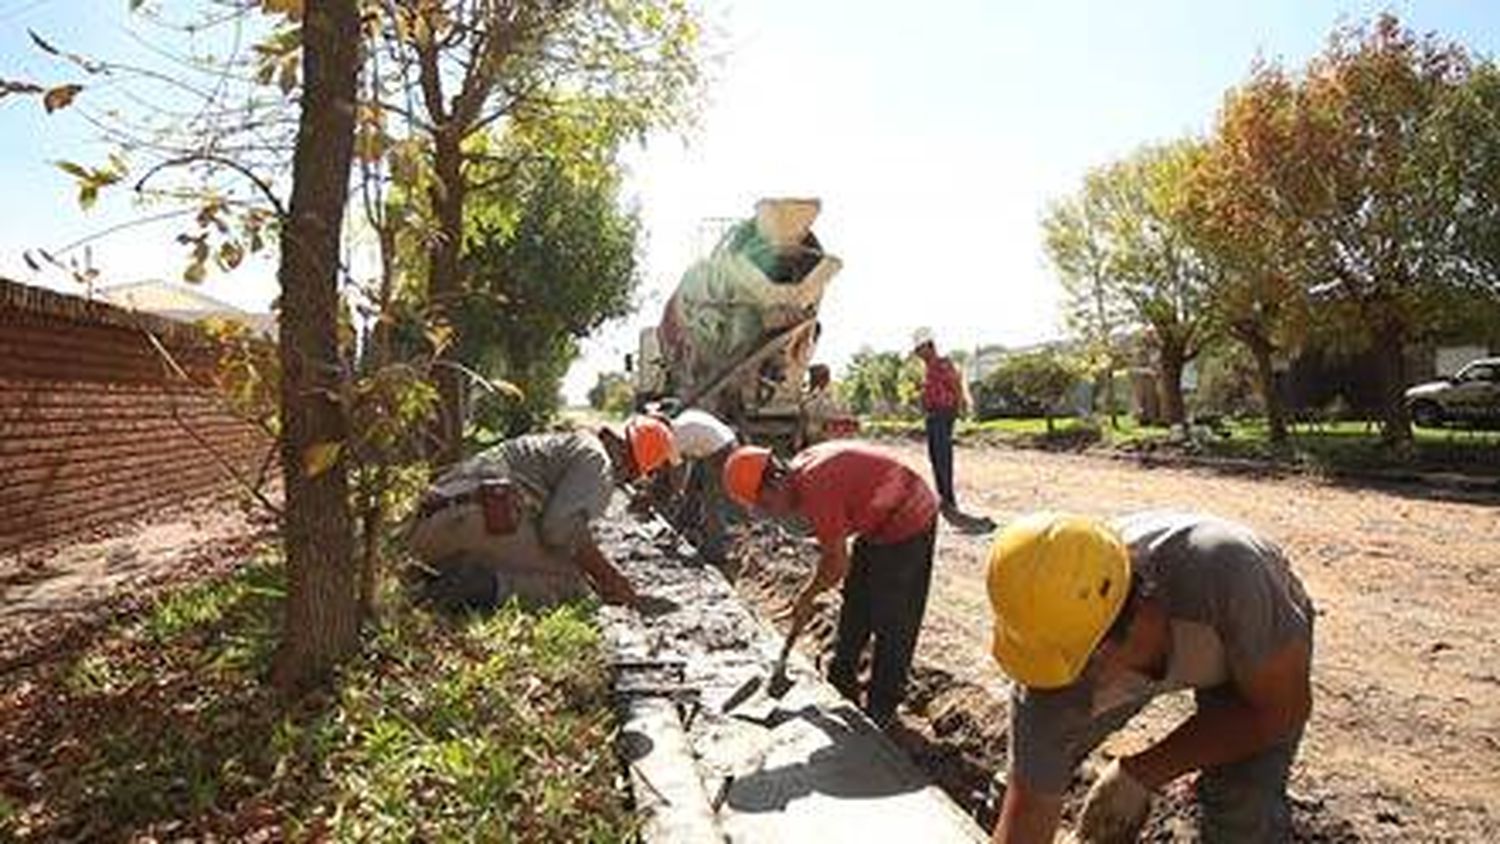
left=1, top=278, right=274, bottom=556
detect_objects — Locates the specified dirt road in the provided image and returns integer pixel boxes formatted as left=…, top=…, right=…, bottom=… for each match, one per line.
left=727, top=442, right=1500, bottom=841
left=0, top=500, right=272, bottom=673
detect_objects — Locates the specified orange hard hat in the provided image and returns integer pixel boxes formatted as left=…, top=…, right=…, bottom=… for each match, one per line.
left=722, top=446, right=772, bottom=507
left=624, top=414, right=676, bottom=476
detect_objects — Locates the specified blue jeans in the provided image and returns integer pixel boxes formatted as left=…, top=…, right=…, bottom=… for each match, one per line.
left=925, top=410, right=957, bottom=508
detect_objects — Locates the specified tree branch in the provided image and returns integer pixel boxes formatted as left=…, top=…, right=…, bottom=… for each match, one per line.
left=133, top=153, right=287, bottom=219
left=142, top=330, right=285, bottom=518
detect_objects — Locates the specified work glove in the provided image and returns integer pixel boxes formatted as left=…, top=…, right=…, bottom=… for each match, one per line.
left=1073, top=758, right=1153, bottom=843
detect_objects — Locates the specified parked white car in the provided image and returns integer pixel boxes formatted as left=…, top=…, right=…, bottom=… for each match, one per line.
left=1405, top=357, right=1500, bottom=428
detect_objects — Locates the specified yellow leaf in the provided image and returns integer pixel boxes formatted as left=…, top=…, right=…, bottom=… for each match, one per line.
left=301, top=442, right=343, bottom=478
left=42, top=83, right=81, bottom=113
left=354, top=127, right=385, bottom=164
left=262, top=0, right=303, bottom=20
left=218, top=241, right=245, bottom=271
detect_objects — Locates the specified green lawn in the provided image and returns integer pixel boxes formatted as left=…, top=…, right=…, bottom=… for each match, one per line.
left=863, top=415, right=1102, bottom=440
left=0, top=559, right=633, bottom=843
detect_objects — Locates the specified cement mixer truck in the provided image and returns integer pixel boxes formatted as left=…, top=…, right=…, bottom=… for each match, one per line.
left=630, top=198, right=856, bottom=448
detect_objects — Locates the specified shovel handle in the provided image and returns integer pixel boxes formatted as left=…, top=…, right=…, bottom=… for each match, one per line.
left=774, top=611, right=807, bottom=672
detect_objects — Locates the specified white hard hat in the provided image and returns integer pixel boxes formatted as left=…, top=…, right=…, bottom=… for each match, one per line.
left=912, top=327, right=935, bottom=349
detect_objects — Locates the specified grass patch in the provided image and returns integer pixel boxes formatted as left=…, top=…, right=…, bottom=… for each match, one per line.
left=1108, top=417, right=1500, bottom=476
left=862, top=415, right=1102, bottom=449
left=1, top=560, right=633, bottom=843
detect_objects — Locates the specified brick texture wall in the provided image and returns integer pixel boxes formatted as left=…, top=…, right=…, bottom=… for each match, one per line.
left=1, top=278, right=274, bottom=556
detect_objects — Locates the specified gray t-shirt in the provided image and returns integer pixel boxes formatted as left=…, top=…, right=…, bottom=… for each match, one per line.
left=432, top=432, right=614, bottom=552
left=1008, top=511, right=1314, bottom=792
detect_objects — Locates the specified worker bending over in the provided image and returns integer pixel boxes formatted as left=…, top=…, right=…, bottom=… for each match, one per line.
left=660, top=408, right=739, bottom=562
left=723, top=440, right=938, bottom=726
left=408, top=417, right=676, bottom=611
left=988, top=511, right=1314, bottom=844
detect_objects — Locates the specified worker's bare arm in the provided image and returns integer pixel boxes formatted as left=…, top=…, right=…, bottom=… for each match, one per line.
left=776, top=536, right=849, bottom=628
left=808, top=537, right=850, bottom=594
left=992, top=776, right=1063, bottom=844
left=1125, top=638, right=1312, bottom=789
left=572, top=538, right=640, bottom=606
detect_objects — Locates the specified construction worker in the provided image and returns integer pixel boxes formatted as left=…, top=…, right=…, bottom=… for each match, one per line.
left=723, top=440, right=939, bottom=726
left=987, top=511, right=1314, bottom=844
left=913, top=328, right=990, bottom=531
left=407, top=416, right=676, bottom=611
left=664, top=408, right=739, bottom=561
left=798, top=364, right=846, bottom=449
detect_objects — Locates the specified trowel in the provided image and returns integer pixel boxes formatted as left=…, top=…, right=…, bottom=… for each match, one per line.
left=721, top=615, right=805, bottom=714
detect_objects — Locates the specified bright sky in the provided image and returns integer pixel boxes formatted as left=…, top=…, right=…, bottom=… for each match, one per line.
left=3, top=1, right=1498, bottom=403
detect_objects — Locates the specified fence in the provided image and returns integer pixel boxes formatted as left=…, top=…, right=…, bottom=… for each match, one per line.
left=1, top=278, right=274, bottom=557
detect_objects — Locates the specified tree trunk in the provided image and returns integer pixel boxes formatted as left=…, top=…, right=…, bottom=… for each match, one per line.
left=355, top=207, right=399, bottom=621
left=1092, top=279, right=1118, bottom=429
left=271, top=0, right=362, bottom=695
left=1246, top=337, right=1287, bottom=446
left=1376, top=317, right=1412, bottom=446
left=1157, top=342, right=1188, bottom=428
left=429, top=132, right=467, bottom=465
left=1097, top=366, right=1119, bottom=429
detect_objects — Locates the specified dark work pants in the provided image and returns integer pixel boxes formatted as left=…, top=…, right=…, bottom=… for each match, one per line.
left=925, top=410, right=957, bottom=508
left=827, top=523, right=937, bottom=725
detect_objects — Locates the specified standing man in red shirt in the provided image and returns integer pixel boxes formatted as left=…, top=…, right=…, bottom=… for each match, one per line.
left=914, top=327, right=969, bottom=521
left=723, top=441, right=939, bottom=726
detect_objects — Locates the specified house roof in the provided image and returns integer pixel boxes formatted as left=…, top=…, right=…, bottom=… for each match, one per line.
left=98, top=280, right=275, bottom=336
left=98, top=280, right=244, bottom=314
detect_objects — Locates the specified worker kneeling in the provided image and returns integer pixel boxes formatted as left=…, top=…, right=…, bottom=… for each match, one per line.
left=723, top=441, right=939, bottom=727
left=407, top=417, right=676, bottom=611
left=989, top=511, right=1314, bottom=844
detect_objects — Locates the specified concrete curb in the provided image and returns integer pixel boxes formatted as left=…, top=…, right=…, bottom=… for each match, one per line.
left=597, top=506, right=986, bottom=844
left=618, top=696, right=724, bottom=842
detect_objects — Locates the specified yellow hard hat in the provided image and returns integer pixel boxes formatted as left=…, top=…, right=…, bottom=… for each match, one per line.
left=986, top=513, right=1131, bottom=689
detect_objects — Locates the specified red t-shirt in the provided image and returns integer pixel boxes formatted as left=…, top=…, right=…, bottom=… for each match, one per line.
left=922, top=357, right=962, bottom=413
left=790, top=441, right=939, bottom=547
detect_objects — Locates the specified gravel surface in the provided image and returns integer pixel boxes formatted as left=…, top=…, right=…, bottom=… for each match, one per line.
left=723, top=441, right=1500, bottom=841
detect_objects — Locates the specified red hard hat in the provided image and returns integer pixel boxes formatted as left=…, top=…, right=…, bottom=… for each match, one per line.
left=722, top=446, right=772, bottom=507
left=624, top=415, right=676, bottom=476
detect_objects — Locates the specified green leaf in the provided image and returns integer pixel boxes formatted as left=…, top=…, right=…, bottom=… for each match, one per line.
left=55, top=160, right=90, bottom=179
